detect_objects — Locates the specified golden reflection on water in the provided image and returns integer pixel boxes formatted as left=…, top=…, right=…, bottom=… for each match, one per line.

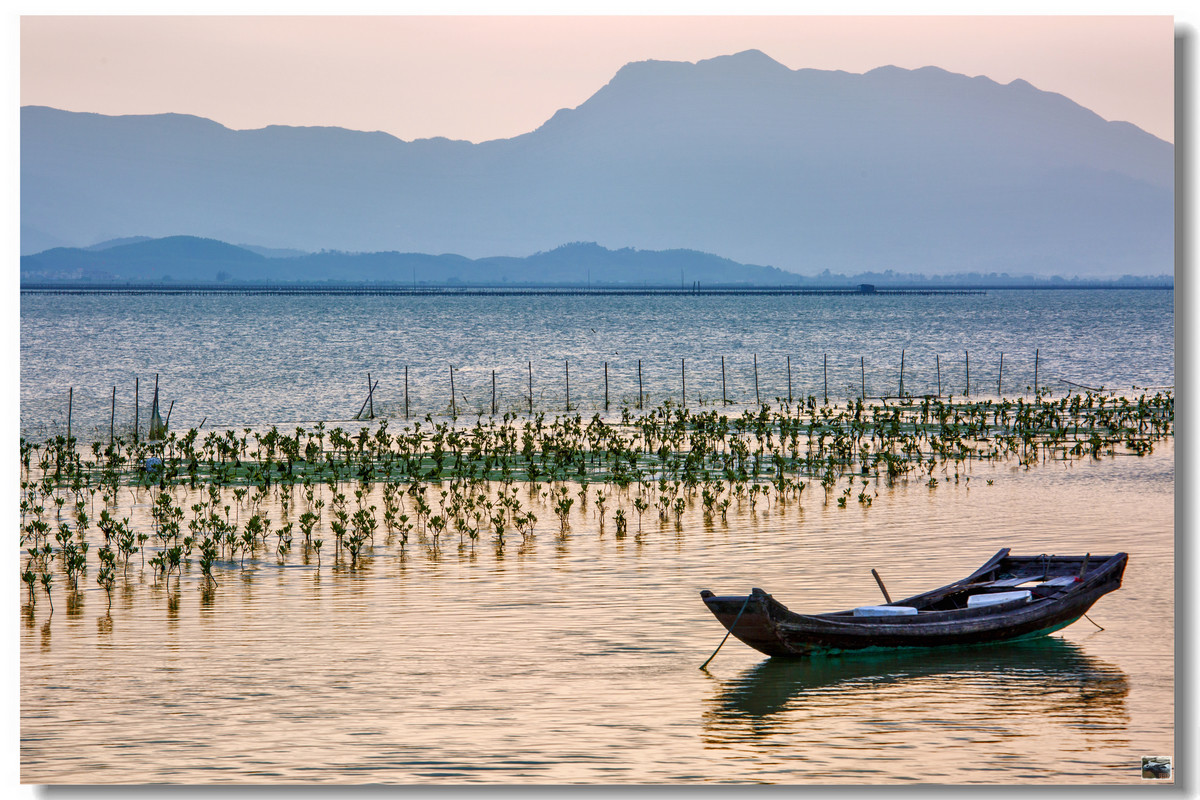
left=20, top=441, right=1173, bottom=784
left=702, top=638, right=1132, bottom=782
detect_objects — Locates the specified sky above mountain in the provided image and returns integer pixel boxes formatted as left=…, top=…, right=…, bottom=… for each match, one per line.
left=20, top=14, right=1175, bottom=144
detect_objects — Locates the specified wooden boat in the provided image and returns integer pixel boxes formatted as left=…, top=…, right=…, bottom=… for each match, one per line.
left=700, top=549, right=1127, bottom=658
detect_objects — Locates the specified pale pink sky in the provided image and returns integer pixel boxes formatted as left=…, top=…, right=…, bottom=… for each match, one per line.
left=21, top=15, right=1176, bottom=143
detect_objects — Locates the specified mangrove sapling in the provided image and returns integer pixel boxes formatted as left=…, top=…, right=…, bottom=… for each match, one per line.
left=40, top=572, right=53, bottom=615
left=299, top=511, right=319, bottom=544
left=634, top=496, right=649, bottom=532
left=199, top=536, right=219, bottom=587
left=23, top=567, right=37, bottom=607
left=553, top=487, right=574, bottom=534
left=277, top=523, right=294, bottom=556
left=96, top=545, right=116, bottom=611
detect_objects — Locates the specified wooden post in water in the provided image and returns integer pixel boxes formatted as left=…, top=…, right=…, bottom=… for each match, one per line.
left=450, top=365, right=457, bottom=419
left=899, top=349, right=905, bottom=398
left=405, top=366, right=409, bottom=419
left=936, top=355, right=942, bottom=397
left=134, top=377, right=139, bottom=443
left=681, top=358, right=686, bottom=408
left=721, top=356, right=727, bottom=405
left=367, top=372, right=374, bottom=419
left=110, top=387, right=116, bottom=449
left=604, top=362, right=609, bottom=412
left=1034, top=349, right=1039, bottom=395
left=965, top=351, right=970, bottom=397
left=356, top=379, right=380, bottom=420
left=998, top=353, right=1004, bottom=397
left=565, top=359, right=570, bottom=412
left=492, top=370, right=496, bottom=416
left=861, top=357, right=866, bottom=399
left=67, top=387, right=73, bottom=444
left=787, top=356, right=793, bottom=403
left=754, top=354, right=760, bottom=404
left=638, top=360, right=643, bottom=410
left=823, top=353, right=828, bottom=404
left=528, top=360, right=533, bottom=414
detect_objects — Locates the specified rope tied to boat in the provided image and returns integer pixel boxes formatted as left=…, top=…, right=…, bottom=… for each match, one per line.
left=700, top=593, right=753, bottom=671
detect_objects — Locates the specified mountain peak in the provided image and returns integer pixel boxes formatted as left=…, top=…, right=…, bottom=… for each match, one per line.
left=696, top=49, right=789, bottom=70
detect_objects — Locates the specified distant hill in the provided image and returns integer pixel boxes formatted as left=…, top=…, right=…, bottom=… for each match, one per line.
left=21, top=50, right=1173, bottom=278
left=19, top=237, right=792, bottom=285
left=18, top=236, right=1172, bottom=287
left=21, top=236, right=266, bottom=282
left=238, top=244, right=310, bottom=259
left=85, top=236, right=154, bottom=251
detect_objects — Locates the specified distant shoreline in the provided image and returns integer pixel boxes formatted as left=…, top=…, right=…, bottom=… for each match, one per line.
left=19, top=283, right=1174, bottom=296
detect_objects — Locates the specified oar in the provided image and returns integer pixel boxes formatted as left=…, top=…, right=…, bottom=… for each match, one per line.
left=871, top=569, right=892, bottom=604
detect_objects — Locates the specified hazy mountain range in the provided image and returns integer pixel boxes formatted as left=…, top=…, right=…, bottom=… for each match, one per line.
left=19, top=235, right=1171, bottom=287
left=20, top=237, right=794, bottom=285
left=21, top=50, right=1173, bottom=279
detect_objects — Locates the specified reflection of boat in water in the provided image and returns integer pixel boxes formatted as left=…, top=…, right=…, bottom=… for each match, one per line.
left=706, top=636, right=1128, bottom=727
left=700, top=549, right=1127, bottom=657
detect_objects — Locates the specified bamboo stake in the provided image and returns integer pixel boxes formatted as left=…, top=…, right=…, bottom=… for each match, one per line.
left=823, top=353, right=828, bottom=404
left=110, top=387, right=116, bottom=449
left=787, top=355, right=793, bottom=403
left=998, top=353, right=1004, bottom=396
left=1034, top=349, right=1039, bottom=395
left=355, top=379, right=379, bottom=420
left=450, top=365, right=456, bottom=418
left=965, top=350, right=970, bottom=397
left=367, top=372, right=374, bottom=419
left=638, top=360, right=643, bottom=409
left=135, top=377, right=139, bottom=443
left=899, top=349, right=905, bottom=398
left=936, top=354, right=942, bottom=397
left=754, top=354, right=759, bottom=404
left=67, top=387, right=73, bottom=444
left=861, top=356, right=866, bottom=399
left=492, top=370, right=497, bottom=415
left=528, top=361, right=533, bottom=414
left=405, top=366, right=409, bottom=419
left=721, top=356, right=727, bottom=405
left=604, top=362, right=609, bottom=412
left=681, top=358, right=686, bottom=408
left=565, top=359, right=570, bottom=412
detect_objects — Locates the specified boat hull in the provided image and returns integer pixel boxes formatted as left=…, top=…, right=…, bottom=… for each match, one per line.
left=700, top=550, right=1127, bottom=658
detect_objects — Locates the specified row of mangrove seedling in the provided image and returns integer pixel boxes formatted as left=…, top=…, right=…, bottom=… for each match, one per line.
left=19, top=390, right=1172, bottom=616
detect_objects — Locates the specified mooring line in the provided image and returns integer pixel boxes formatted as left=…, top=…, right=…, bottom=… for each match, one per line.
left=700, top=593, right=752, bottom=671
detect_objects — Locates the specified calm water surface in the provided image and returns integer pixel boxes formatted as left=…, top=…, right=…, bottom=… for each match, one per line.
left=20, top=442, right=1173, bottom=784
left=20, top=290, right=1174, bottom=438
left=19, top=290, right=1174, bottom=784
